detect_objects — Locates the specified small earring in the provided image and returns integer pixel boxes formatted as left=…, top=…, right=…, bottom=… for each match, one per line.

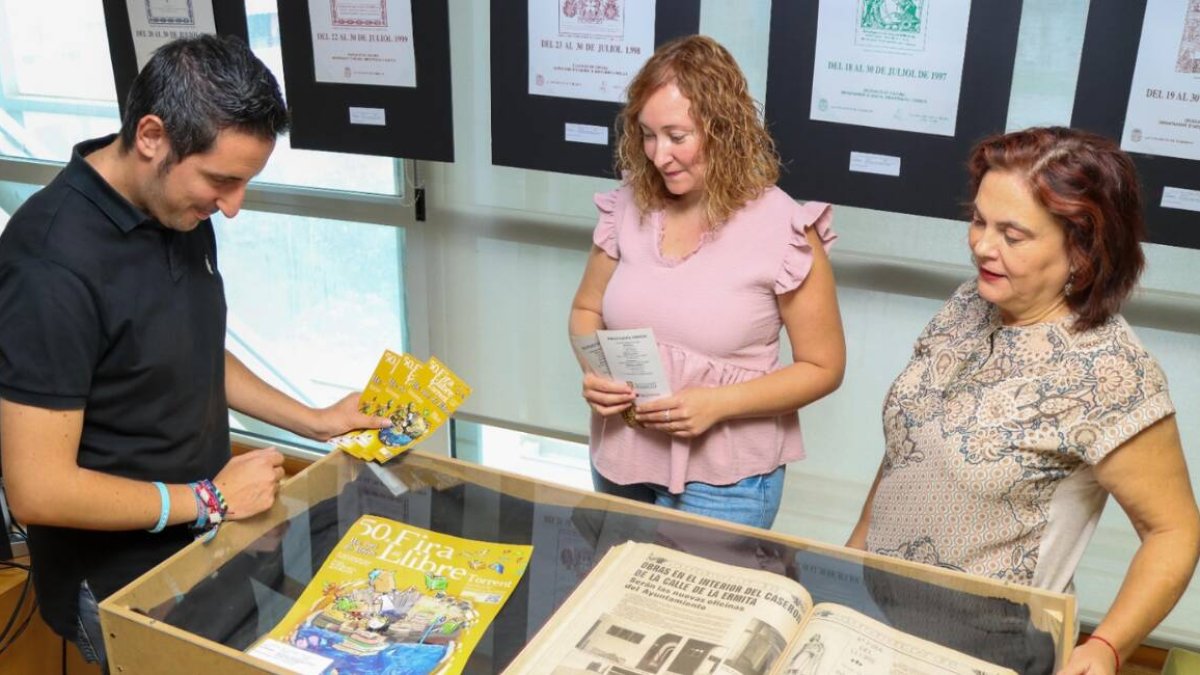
left=1064, top=276, right=1073, bottom=297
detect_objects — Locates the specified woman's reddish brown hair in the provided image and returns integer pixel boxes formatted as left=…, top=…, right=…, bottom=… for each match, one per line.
left=967, top=126, right=1146, bottom=331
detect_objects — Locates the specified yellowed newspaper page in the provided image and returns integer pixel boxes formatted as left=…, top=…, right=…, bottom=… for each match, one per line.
left=505, top=542, right=813, bottom=674
left=778, top=603, right=1016, bottom=675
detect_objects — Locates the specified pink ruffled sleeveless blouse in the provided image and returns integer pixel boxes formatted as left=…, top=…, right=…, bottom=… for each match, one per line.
left=591, top=185, right=836, bottom=493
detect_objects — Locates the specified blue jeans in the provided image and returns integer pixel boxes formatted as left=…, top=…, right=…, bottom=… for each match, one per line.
left=592, top=465, right=786, bottom=530
left=75, top=580, right=109, bottom=673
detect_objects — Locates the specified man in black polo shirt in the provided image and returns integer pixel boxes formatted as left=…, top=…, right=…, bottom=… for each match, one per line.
left=0, top=36, right=386, bottom=668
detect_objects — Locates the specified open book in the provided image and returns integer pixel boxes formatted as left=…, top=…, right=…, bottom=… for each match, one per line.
left=248, top=515, right=531, bottom=675
left=331, top=350, right=471, bottom=463
left=504, top=542, right=1015, bottom=675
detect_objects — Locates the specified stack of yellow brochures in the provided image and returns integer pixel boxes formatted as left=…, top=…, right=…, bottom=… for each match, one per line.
left=332, top=350, right=472, bottom=463
left=247, top=515, right=531, bottom=675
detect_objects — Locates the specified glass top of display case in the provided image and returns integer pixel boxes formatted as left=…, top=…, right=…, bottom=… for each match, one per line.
left=101, top=449, right=1074, bottom=674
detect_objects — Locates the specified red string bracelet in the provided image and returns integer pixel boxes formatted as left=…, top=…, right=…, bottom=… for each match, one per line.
left=1087, top=634, right=1120, bottom=672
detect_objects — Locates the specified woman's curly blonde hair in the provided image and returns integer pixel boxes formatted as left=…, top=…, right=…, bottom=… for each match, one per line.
left=616, top=35, right=780, bottom=228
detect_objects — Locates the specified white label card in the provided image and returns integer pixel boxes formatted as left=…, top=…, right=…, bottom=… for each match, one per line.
left=849, top=151, right=902, bottom=176
left=349, top=106, right=387, bottom=126
left=247, top=639, right=334, bottom=675
left=1161, top=186, right=1200, bottom=213
left=564, top=122, right=609, bottom=145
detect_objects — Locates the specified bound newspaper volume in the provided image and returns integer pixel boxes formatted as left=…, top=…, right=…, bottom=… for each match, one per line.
left=504, top=542, right=1015, bottom=675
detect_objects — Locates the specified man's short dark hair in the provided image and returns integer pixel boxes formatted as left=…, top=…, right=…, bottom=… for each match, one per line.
left=118, top=34, right=289, bottom=161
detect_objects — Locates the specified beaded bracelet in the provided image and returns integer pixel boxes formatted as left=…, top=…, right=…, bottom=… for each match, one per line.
left=189, top=479, right=228, bottom=541
left=188, top=483, right=208, bottom=530
left=1087, top=634, right=1120, bottom=673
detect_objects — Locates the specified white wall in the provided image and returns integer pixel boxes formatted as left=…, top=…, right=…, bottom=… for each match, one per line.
left=407, top=0, right=1200, bottom=646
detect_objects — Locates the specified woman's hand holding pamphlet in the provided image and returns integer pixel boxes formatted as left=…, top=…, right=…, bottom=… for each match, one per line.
left=331, top=350, right=472, bottom=463
left=571, top=328, right=671, bottom=427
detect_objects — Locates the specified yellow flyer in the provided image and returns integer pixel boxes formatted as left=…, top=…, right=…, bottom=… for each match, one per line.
left=419, top=356, right=473, bottom=412
left=330, top=351, right=470, bottom=463
left=367, top=352, right=434, bottom=462
left=248, top=515, right=532, bottom=675
left=330, top=350, right=414, bottom=460
left=363, top=354, right=473, bottom=463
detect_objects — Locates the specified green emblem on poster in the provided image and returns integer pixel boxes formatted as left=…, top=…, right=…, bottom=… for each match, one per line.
left=860, top=0, right=922, bottom=33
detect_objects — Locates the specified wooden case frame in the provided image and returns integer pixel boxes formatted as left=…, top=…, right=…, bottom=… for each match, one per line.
left=100, top=449, right=1075, bottom=673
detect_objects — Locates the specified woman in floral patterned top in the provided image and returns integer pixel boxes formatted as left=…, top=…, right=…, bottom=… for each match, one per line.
left=847, top=127, right=1199, bottom=675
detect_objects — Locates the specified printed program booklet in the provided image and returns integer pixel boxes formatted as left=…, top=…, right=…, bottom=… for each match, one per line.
left=248, top=515, right=531, bottom=675
left=331, top=350, right=471, bottom=463
left=571, top=328, right=671, bottom=427
left=503, top=542, right=1016, bottom=675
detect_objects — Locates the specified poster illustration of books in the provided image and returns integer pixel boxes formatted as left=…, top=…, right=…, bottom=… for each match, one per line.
left=332, top=350, right=472, bottom=463
left=249, top=515, right=532, bottom=674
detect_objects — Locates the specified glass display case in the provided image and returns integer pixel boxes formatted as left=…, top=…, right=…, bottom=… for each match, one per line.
left=100, top=450, right=1075, bottom=673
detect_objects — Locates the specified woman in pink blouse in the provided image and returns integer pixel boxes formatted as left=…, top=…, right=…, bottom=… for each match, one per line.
left=848, top=127, right=1200, bottom=675
left=568, top=35, right=846, bottom=529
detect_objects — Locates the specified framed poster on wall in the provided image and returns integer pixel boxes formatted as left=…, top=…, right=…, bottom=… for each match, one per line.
left=1072, top=0, right=1200, bottom=249
left=103, top=0, right=249, bottom=115
left=277, top=0, right=454, bottom=161
left=765, top=1, right=1023, bottom=220
left=491, top=0, right=701, bottom=178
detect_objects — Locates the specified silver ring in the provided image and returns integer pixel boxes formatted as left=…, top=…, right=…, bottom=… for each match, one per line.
left=664, top=410, right=671, bottom=422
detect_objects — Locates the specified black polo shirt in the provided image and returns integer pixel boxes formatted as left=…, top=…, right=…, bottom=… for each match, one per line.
left=0, top=135, right=230, bottom=638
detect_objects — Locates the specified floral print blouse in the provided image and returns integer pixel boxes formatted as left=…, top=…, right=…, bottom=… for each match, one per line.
left=867, top=280, right=1174, bottom=592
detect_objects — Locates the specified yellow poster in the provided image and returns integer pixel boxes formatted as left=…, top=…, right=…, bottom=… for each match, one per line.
left=249, top=515, right=531, bottom=674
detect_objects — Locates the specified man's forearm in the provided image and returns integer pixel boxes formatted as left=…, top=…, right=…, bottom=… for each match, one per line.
left=2, top=400, right=201, bottom=529
left=13, top=468, right=200, bottom=531
left=224, top=350, right=317, bottom=438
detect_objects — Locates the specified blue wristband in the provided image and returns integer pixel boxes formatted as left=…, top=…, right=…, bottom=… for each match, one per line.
left=148, top=481, right=170, bottom=533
